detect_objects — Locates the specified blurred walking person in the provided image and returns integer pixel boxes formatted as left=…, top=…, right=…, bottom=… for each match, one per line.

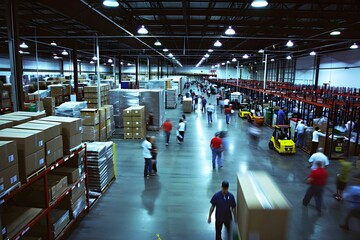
left=177, top=118, right=186, bottom=143
left=162, top=119, right=173, bottom=146
left=210, top=132, right=223, bottom=169
left=207, top=103, right=215, bottom=124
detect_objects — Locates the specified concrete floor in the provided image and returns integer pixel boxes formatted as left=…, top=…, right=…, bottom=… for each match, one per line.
left=67, top=94, right=360, bottom=240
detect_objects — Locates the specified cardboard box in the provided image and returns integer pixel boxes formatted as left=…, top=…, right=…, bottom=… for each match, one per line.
left=132, top=132, right=144, bottom=138
left=45, top=135, right=63, bottom=165
left=45, top=175, right=68, bottom=200
left=124, top=127, right=132, bottom=133
left=100, top=127, right=107, bottom=141
left=29, top=120, right=63, bottom=134
left=0, top=164, right=19, bottom=196
left=132, top=116, right=143, bottom=122
left=123, top=117, right=132, bottom=123
left=52, top=167, right=80, bottom=184
left=20, top=149, right=45, bottom=182
left=40, top=116, right=82, bottom=137
left=0, top=120, right=13, bottom=130
left=9, top=111, right=46, bottom=120
left=63, top=133, right=82, bottom=151
left=124, top=132, right=133, bottom=138
left=1, top=99, right=11, bottom=108
left=63, top=149, right=85, bottom=169
left=82, top=132, right=99, bottom=142
left=98, top=107, right=106, bottom=123
left=124, top=121, right=132, bottom=127
left=2, top=206, right=42, bottom=239
left=0, top=141, right=18, bottom=171
left=103, top=105, right=112, bottom=119
left=123, top=108, right=133, bottom=117
left=0, top=115, right=31, bottom=126
left=58, top=181, right=86, bottom=208
left=237, top=172, right=291, bottom=240
left=131, top=106, right=145, bottom=116
left=80, top=108, right=99, bottom=126
left=82, top=125, right=100, bottom=134
left=43, top=97, right=55, bottom=116
left=0, top=128, right=44, bottom=157
left=133, top=121, right=144, bottom=127
left=13, top=122, right=61, bottom=143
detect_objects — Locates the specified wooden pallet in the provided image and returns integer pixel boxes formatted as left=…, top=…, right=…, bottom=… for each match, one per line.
left=0, top=182, right=21, bottom=200
left=25, top=166, right=46, bottom=182
left=64, top=143, right=84, bottom=155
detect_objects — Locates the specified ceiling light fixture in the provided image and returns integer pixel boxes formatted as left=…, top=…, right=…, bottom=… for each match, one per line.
left=208, top=49, right=214, bottom=53
left=163, top=48, right=169, bottom=52
left=90, top=61, right=94, bottom=64
left=202, top=57, right=205, bottom=60
left=92, top=56, right=98, bottom=60
left=108, top=58, right=113, bottom=63
left=286, top=40, right=294, bottom=47
left=270, top=58, right=275, bottom=62
left=350, top=43, right=358, bottom=49
left=204, top=53, right=210, bottom=58
left=225, top=26, right=235, bottom=35
left=53, top=55, right=61, bottom=59
left=103, top=0, right=119, bottom=8
left=214, top=40, right=222, bottom=47
left=154, top=40, right=162, bottom=46
left=61, top=50, right=68, bottom=55
left=232, top=58, right=237, bottom=62
left=310, top=51, right=316, bottom=56
left=330, top=31, right=341, bottom=36
left=50, top=41, right=57, bottom=46
left=251, top=0, right=268, bottom=8
left=20, top=42, right=28, bottom=48
left=258, top=49, right=264, bottom=53
left=168, top=53, right=173, bottom=57
left=127, top=63, right=132, bottom=66
left=221, top=62, right=225, bottom=65
left=77, top=59, right=81, bottom=62
left=243, top=54, right=249, bottom=59
left=111, top=64, right=114, bottom=67
left=286, top=56, right=292, bottom=60
left=137, top=25, right=148, bottom=34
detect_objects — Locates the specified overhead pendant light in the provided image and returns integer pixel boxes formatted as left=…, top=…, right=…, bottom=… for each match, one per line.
left=111, top=64, right=114, bottom=67
left=168, top=53, right=173, bottom=57
left=221, top=62, right=225, bottom=65
left=90, top=60, right=95, bottom=64
left=137, top=25, right=148, bottom=34
left=226, top=61, right=230, bottom=64
left=103, top=63, right=107, bottom=66
left=243, top=54, right=249, bottom=59
left=61, top=50, right=68, bottom=55
left=18, top=50, right=23, bottom=54
left=208, top=49, right=214, bottom=53
left=330, top=31, right=341, bottom=36
left=258, top=49, right=264, bottom=53
left=103, top=0, right=119, bottom=7
left=92, top=55, right=98, bottom=60
left=232, top=58, right=237, bottom=62
left=120, top=62, right=123, bottom=65
left=350, top=43, right=358, bottom=49
left=214, top=40, right=222, bottom=47
left=225, top=26, right=235, bottom=35
left=251, top=0, right=268, bottom=8
left=286, top=56, right=292, bottom=60
left=163, top=48, right=169, bottom=52
left=310, top=51, right=316, bottom=56
left=270, top=58, right=275, bottom=62
left=286, top=40, right=294, bottom=47
left=127, top=63, right=132, bottom=66
left=201, top=57, right=205, bottom=60
left=108, top=58, right=113, bottom=63
left=77, top=59, right=81, bottom=62
left=204, top=53, right=210, bottom=58
left=50, top=41, right=57, bottom=46
left=20, top=42, right=28, bottom=48
left=53, top=55, right=61, bottom=59
left=154, top=40, right=162, bottom=46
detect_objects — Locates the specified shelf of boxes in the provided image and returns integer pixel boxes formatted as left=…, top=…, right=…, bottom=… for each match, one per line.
left=83, top=84, right=110, bottom=109
left=123, top=106, right=146, bottom=139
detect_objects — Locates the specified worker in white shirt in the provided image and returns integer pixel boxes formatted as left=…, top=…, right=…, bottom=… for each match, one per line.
left=308, top=148, right=329, bottom=170
left=311, top=127, right=326, bottom=154
left=295, top=121, right=307, bottom=148
left=206, top=103, right=216, bottom=124
left=345, top=120, right=355, bottom=132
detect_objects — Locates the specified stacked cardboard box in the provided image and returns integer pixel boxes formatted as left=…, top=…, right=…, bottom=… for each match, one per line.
left=52, top=167, right=80, bottom=184
left=84, top=84, right=110, bottom=109
left=123, top=106, right=146, bottom=139
left=81, top=108, right=100, bottom=141
left=166, top=89, right=177, bottom=108
left=0, top=129, right=45, bottom=182
left=39, top=116, right=82, bottom=153
left=104, top=105, right=115, bottom=139
left=0, top=141, right=19, bottom=197
left=0, top=87, right=11, bottom=109
left=237, top=172, right=291, bottom=240
left=9, top=111, right=46, bottom=120
left=13, top=121, right=63, bottom=166
left=98, top=107, right=107, bottom=141
left=43, top=97, right=56, bottom=116
left=182, top=97, right=192, bottom=113
left=63, top=148, right=85, bottom=178
left=57, top=181, right=87, bottom=219
left=0, top=115, right=32, bottom=126
left=0, top=120, right=12, bottom=130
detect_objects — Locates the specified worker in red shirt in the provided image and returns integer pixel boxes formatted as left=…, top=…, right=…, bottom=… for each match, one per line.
left=162, top=119, right=173, bottom=146
left=210, top=133, right=223, bottom=169
left=224, top=105, right=232, bottom=125
left=302, top=161, right=328, bottom=215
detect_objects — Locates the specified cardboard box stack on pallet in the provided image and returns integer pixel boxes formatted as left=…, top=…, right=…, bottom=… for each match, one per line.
left=182, top=97, right=192, bottom=113
left=0, top=141, right=19, bottom=197
left=123, top=106, right=146, bottom=139
left=84, top=84, right=110, bottom=109
left=166, top=89, right=177, bottom=109
left=0, top=83, right=12, bottom=110
left=49, top=84, right=71, bottom=106
left=43, top=97, right=56, bottom=116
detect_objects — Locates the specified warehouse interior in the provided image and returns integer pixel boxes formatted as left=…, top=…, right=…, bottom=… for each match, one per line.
left=0, top=0, right=360, bottom=240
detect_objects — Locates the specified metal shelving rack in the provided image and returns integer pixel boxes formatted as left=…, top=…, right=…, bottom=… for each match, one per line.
left=0, top=144, right=89, bottom=240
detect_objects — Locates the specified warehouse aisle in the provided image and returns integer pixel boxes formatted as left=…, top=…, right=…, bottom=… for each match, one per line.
left=67, top=99, right=360, bottom=240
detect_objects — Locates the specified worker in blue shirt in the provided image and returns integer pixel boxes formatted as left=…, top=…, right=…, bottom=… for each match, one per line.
left=208, top=181, right=237, bottom=240
left=277, top=107, right=285, bottom=125
left=339, top=174, right=360, bottom=231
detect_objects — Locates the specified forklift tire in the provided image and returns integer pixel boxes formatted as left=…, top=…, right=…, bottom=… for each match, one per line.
left=268, top=141, right=274, bottom=150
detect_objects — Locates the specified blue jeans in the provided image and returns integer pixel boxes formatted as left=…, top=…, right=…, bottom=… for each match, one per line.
left=207, top=112, right=213, bottom=123
left=296, top=132, right=304, bottom=147
left=144, top=158, right=152, bottom=176
left=303, top=185, right=324, bottom=212
left=212, top=148, right=222, bottom=168
left=165, top=131, right=171, bottom=144
left=226, top=114, right=230, bottom=124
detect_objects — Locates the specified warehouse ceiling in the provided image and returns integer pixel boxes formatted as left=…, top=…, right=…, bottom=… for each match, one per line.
left=0, top=0, right=360, bottom=67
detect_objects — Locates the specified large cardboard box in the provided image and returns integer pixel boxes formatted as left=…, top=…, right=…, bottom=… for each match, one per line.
left=39, top=116, right=82, bottom=137
left=43, top=97, right=55, bottom=116
left=0, top=115, right=31, bottom=126
left=45, top=175, right=68, bottom=201
left=98, top=107, right=106, bottom=124
left=0, top=120, right=13, bottom=130
left=237, top=172, right=291, bottom=240
left=63, top=149, right=85, bottom=175
left=0, top=164, right=19, bottom=196
left=13, top=122, right=61, bottom=143
left=63, top=133, right=82, bottom=151
left=9, top=111, right=46, bottom=120
left=0, top=141, right=18, bottom=171
left=0, top=129, right=44, bottom=157
left=21, top=149, right=45, bottom=182
left=29, top=120, right=63, bottom=134
left=103, top=105, right=112, bottom=119
left=52, top=167, right=80, bottom=184
left=80, top=108, right=99, bottom=126
left=131, top=106, right=145, bottom=116
left=45, top=135, right=63, bottom=165
left=51, top=209, right=71, bottom=238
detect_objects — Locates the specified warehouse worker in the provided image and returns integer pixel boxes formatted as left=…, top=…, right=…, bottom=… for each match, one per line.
left=277, top=107, right=285, bottom=125
left=206, top=103, right=216, bottom=124
left=142, top=136, right=153, bottom=178
left=311, top=127, right=326, bottom=154
left=162, top=119, right=173, bottom=146
left=208, top=181, right=237, bottom=240
left=295, top=121, right=307, bottom=148
left=308, top=148, right=329, bottom=170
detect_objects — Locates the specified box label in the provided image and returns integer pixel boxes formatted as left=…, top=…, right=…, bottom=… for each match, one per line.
left=0, top=184, right=4, bottom=191
left=39, top=140, right=43, bottom=147
left=10, top=175, right=17, bottom=184
left=47, top=150, right=51, bottom=155
left=8, top=154, right=14, bottom=163
left=39, top=158, right=45, bottom=165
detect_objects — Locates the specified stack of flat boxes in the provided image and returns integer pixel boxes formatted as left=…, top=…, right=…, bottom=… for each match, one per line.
left=104, top=105, right=115, bottom=139
left=98, top=107, right=107, bottom=141
left=80, top=109, right=100, bottom=142
left=123, top=106, right=146, bottom=139
left=0, top=141, right=19, bottom=197
left=166, top=89, right=177, bottom=108
left=84, top=84, right=110, bottom=109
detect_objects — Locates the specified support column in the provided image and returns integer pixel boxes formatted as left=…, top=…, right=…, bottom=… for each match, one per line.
left=166, top=64, right=169, bottom=78
left=118, top=55, right=122, bottom=87
left=147, top=58, right=151, bottom=80
left=157, top=59, right=160, bottom=80
left=314, top=55, right=321, bottom=90
left=136, top=56, right=139, bottom=89
left=6, top=0, right=23, bottom=111
left=160, top=60, right=163, bottom=78
left=72, top=46, right=79, bottom=100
